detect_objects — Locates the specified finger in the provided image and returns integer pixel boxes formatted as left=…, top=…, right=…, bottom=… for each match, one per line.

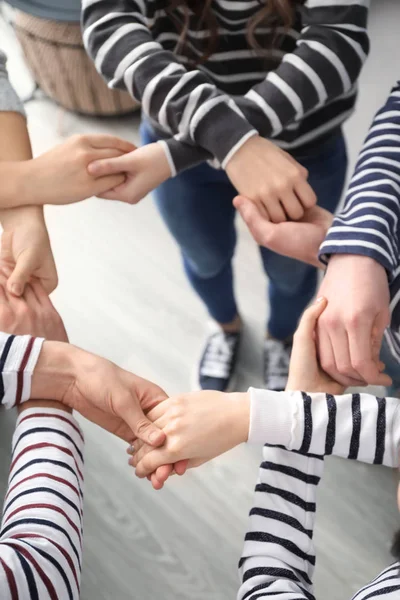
left=295, top=179, right=317, bottom=210
left=30, top=279, right=55, bottom=309
left=329, top=326, right=367, bottom=385
left=129, top=442, right=152, bottom=468
left=7, top=252, right=36, bottom=296
left=88, top=135, right=136, bottom=153
left=296, top=297, right=327, bottom=340
left=154, top=464, right=174, bottom=485
left=121, top=396, right=166, bottom=447
left=23, top=284, right=41, bottom=313
left=316, top=322, right=355, bottom=388
left=0, top=283, right=7, bottom=306
left=348, top=318, right=392, bottom=386
left=88, top=153, right=134, bottom=177
left=264, top=198, right=287, bottom=224
left=150, top=472, right=164, bottom=490
left=135, top=449, right=171, bottom=478
left=95, top=175, right=128, bottom=197
left=174, top=459, right=189, bottom=476
left=234, top=197, right=275, bottom=247
left=280, top=192, right=305, bottom=221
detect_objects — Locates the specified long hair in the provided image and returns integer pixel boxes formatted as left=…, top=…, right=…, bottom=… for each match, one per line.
left=165, top=0, right=303, bottom=65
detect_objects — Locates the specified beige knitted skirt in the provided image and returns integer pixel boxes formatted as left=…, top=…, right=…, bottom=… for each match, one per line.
left=14, top=11, right=139, bottom=116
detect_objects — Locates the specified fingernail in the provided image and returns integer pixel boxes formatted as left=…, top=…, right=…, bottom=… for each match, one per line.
left=316, top=296, right=324, bottom=303
left=11, top=283, right=22, bottom=296
left=149, top=430, right=161, bottom=443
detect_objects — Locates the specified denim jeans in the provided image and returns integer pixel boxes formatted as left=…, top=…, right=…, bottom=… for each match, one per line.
left=141, top=123, right=348, bottom=339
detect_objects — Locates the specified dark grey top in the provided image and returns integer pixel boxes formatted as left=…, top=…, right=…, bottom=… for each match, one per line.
left=5, top=0, right=81, bottom=22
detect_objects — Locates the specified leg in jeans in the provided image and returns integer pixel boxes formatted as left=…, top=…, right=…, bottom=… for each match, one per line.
left=261, top=132, right=348, bottom=340
left=140, top=122, right=238, bottom=325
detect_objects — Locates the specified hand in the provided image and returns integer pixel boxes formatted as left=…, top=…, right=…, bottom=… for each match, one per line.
left=225, top=136, right=317, bottom=223
left=286, top=297, right=345, bottom=395
left=21, top=134, right=136, bottom=205
left=235, top=197, right=333, bottom=268
left=0, top=207, right=58, bottom=296
left=317, top=254, right=392, bottom=387
left=0, top=270, right=168, bottom=445
left=87, top=142, right=172, bottom=204
left=128, top=390, right=249, bottom=489
left=0, top=270, right=66, bottom=341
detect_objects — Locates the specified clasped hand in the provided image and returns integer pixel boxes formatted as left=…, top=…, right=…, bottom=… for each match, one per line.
left=128, top=297, right=380, bottom=490
left=0, top=263, right=168, bottom=448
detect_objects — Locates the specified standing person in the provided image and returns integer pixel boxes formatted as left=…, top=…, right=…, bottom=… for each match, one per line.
left=83, top=0, right=369, bottom=392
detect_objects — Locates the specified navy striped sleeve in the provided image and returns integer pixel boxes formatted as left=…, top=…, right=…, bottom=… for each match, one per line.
left=320, top=81, right=400, bottom=276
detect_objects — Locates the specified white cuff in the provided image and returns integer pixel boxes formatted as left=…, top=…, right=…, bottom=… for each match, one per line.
left=1, top=335, right=45, bottom=409
left=248, top=387, right=294, bottom=447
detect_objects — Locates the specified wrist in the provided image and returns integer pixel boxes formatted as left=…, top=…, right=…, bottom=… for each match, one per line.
left=30, top=341, right=79, bottom=403
left=1, top=203, right=45, bottom=230
left=18, top=399, right=73, bottom=414
left=227, top=392, right=250, bottom=445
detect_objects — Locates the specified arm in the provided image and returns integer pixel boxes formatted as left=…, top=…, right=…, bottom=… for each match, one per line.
left=235, top=0, right=369, bottom=142
left=83, top=0, right=368, bottom=174
left=249, top=388, right=400, bottom=467
left=238, top=446, right=321, bottom=600
left=315, top=82, right=400, bottom=388
left=0, top=404, right=84, bottom=599
left=319, top=81, right=400, bottom=273
left=82, top=0, right=256, bottom=174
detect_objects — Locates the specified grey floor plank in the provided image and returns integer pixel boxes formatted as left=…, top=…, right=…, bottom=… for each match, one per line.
left=1, top=2, right=399, bottom=597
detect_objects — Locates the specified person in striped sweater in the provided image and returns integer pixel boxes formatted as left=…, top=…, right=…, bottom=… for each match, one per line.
left=128, top=297, right=400, bottom=599
left=235, top=79, right=400, bottom=392
left=83, top=0, right=370, bottom=394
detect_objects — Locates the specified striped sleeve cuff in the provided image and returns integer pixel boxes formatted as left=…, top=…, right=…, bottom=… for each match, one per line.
left=191, top=100, right=257, bottom=168
left=319, top=233, right=395, bottom=275
left=0, top=333, right=45, bottom=410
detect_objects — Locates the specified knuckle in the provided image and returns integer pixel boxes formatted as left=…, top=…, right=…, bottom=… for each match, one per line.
left=135, top=419, right=151, bottom=436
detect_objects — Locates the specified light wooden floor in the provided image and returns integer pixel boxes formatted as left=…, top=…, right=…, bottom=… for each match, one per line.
left=1, top=3, right=400, bottom=598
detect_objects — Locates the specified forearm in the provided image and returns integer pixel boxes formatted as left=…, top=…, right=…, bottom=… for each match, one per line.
left=0, top=406, right=84, bottom=599
left=238, top=446, right=320, bottom=600
left=319, top=81, right=400, bottom=274
left=0, top=112, right=43, bottom=211
left=248, top=388, right=400, bottom=467
left=82, top=0, right=256, bottom=173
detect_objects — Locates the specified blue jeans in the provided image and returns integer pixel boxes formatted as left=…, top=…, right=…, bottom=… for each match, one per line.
left=141, top=123, right=348, bottom=339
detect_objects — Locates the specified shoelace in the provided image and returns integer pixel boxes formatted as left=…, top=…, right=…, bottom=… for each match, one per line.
left=200, top=332, right=237, bottom=379
left=265, top=339, right=291, bottom=379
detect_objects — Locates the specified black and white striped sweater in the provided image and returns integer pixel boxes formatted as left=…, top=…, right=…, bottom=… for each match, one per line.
left=82, top=0, right=369, bottom=174
left=244, top=387, right=400, bottom=599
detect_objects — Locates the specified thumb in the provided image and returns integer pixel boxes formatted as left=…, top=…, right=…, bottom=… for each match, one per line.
left=296, top=297, right=328, bottom=341
left=122, top=397, right=166, bottom=447
left=234, top=196, right=274, bottom=246
left=88, top=153, right=134, bottom=177
left=7, top=252, right=35, bottom=296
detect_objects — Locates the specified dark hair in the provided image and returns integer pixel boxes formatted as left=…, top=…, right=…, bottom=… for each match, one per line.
left=166, top=0, right=304, bottom=65
left=391, top=528, right=400, bottom=562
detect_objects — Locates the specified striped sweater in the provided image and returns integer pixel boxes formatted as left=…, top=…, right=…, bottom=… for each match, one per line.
left=82, top=0, right=370, bottom=175
left=0, top=332, right=84, bottom=599
left=243, top=387, right=400, bottom=599
left=319, top=81, right=400, bottom=360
